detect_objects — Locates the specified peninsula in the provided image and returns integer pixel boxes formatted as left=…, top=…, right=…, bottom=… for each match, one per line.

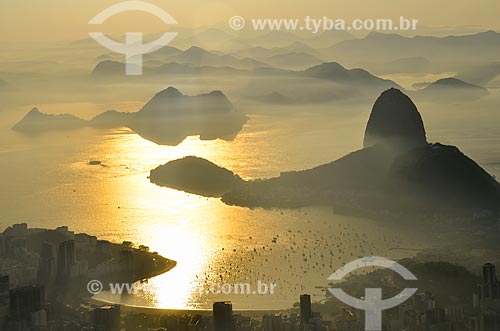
left=149, top=89, right=500, bottom=220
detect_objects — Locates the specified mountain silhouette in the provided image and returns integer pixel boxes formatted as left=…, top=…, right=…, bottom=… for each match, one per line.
left=91, top=60, right=125, bottom=76
left=368, top=57, right=432, bottom=74
left=129, top=87, right=247, bottom=144
left=13, top=87, right=248, bottom=146
left=13, top=108, right=87, bottom=132
left=150, top=156, right=244, bottom=197
left=92, top=60, right=249, bottom=77
left=363, top=88, right=427, bottom=148
left=326, top=31, right=500, bottom=72
left=169, top=46, right=268, bottom=69
left=89, top=109, right=131, bottom=129
left=457, top=62, right=500, bottom=85
left=151, top=89, right=500, bottom=218
left=417, top=77, right=489, bottom=101
left=264, top=52, right=322, bottom=70
left=303, top=62, right=402, bottom=90
left=284, top=41, right=320, bottom=56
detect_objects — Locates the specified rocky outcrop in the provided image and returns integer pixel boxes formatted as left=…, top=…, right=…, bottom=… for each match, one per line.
left=363, top=88, right=427, bottom=148
left=150, top=89, right=500, bottom=219
left=13, top=87, right=248, bottom=146
left=12, top=108, right=87, bottom=132
left=149, top=156, right=244, bottom=197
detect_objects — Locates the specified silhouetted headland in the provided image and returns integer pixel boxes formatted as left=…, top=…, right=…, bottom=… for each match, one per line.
left=12, top=87, right=248, bottom=146
left=318, top=258, right=480, bottom=317
left=0, top=223, right=176, bottom=304
left=12, top=107, right=87, bottom=132
left=150, top=88, right=500, bottom=220
left=149, top=156, right=244, bottom=197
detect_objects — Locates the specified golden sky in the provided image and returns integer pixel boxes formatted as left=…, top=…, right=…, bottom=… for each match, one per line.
left=1, top=0, right=499, bottom=42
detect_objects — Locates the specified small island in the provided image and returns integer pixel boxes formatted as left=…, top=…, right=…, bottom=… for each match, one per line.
left=12, top=87, right=248, bottom=146
left=149, top=156, right=244, bottom=197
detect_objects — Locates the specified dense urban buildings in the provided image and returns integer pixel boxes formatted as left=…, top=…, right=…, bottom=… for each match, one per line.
left=0, top=223, right=499, bottom=330
left=92, top=305, right=121, bottom=331
left=213, top=302, right=233, bottom=331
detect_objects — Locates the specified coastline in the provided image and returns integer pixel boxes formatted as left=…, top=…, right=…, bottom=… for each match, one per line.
left=0, top=223, right=178, bottom=307
left=90, top=297, right=286, bottom=317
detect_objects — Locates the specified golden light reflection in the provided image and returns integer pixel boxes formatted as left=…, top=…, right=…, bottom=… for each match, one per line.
left=88, top=127, right=423, bottom=310
left=90, top=129, right=225, bottom=308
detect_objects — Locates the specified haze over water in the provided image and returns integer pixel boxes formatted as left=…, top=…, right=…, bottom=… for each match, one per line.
left=2, top=1, right=500, bottom=310
left=0, top=101, right=499, bottom=309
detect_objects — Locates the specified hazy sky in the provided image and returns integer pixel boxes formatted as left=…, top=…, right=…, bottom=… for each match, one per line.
left=1, top=0, right=499, bottom=42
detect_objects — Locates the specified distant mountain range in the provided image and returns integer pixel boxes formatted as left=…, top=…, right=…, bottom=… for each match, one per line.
left=457, top=62, right=500, bottom=86
left=414, top=77, right=489, bottom=101
left=248, top=62, right=401, bottom=104
left=168, top=46, right=268, bottom=69
left=13, top=87, right=248, bottom=146
left=302, top=62, right=401, bottom=89
left=92, top=59, right=400, bottom=105
left=90, top=57, right=404, bottom=108
left=13, top=108, right=86, bottom=132
left=92, top=60, right=248, bottom=77
left=231, top=42, right=322, bottom=62
left=82, top=28, right=500, bottom=75
left=162, top=27, right=354, bottom=51
left=93, top=46, right=269, bottom=74
left=325, top=30, right=500, bottom=70
left=149, top=89, right=500, bottom=218
left=264, top=52, right=323, bottom=70
left=364, top=57, right=433, bottom=75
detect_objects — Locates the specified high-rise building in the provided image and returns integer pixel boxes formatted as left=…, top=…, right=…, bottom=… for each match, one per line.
left=0, top=275, right=9, bottom=328
left=479, top=263, right=500, bottom=300
left=483, top=263, right=497, bottom=285
left=272, top=314, right=282, bottom=331
left=234, top=314, right=255, bottom=331
left=39, top=242, right=58, bottom=282
left=0, top=235, right=6, bottom=258
left=9, top=284, right=45, bottom=320
left=30, top=309, right=47, bottom=328
left=92, top=305, right=121, bottom=331
left=0, top=275, right=8, bottom=293
left=300, top=294, right=312, bottom=327
left=213, top=301, right=233, bottom=331
left=307, top=316, right=323, bottom=331
left=57, top=240, right=76, bottom=277
left=472, top=263, right=500, bottom=331
left=262, top=314, right=274, bottom=331
left=471, top=313, right=500, bottom=331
